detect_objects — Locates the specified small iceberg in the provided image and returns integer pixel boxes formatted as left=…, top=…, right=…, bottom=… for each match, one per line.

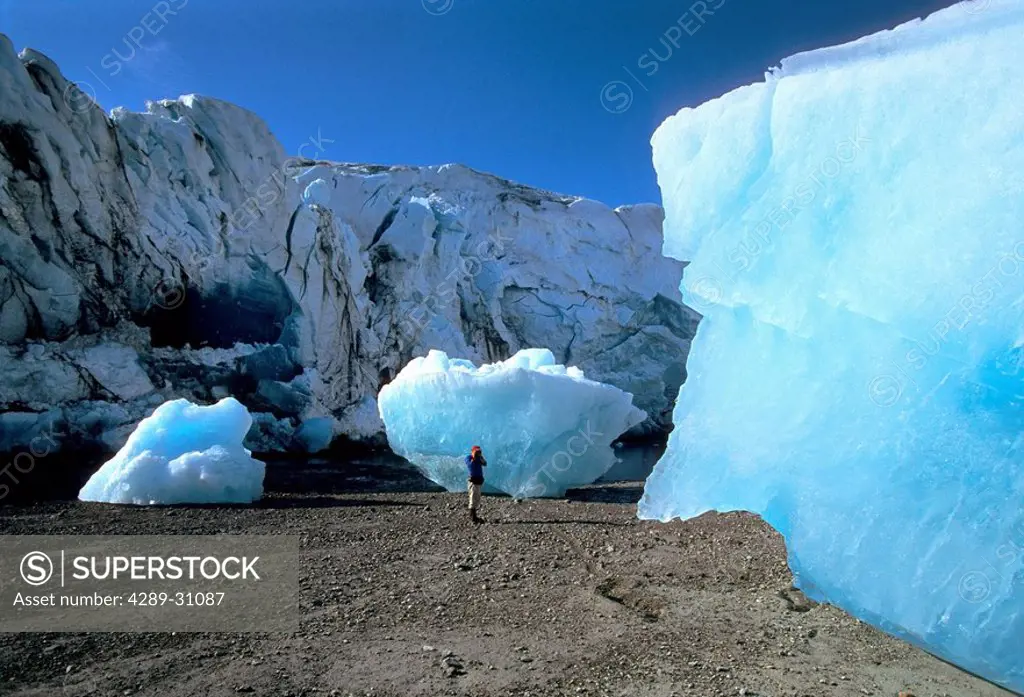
left=378, top=348, right=646, bottom=497
left=79, top=398, right=265, bottom=505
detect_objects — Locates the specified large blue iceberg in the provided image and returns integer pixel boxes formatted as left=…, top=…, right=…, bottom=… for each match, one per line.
left=79, top=398, right=265, bottom=505
left=378, top=349, right=646, bottom=497
left=639, top=0, right=1024, bottom=692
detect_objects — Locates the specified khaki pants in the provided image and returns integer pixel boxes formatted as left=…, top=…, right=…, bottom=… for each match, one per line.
left=468, top=481, right=481, bottom=510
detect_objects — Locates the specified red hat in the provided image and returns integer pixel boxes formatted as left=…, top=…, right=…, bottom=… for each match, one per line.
left=471, top=445, right=482, bottom=453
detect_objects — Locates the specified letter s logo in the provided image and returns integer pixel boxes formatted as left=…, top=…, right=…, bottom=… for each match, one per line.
left=20, top=551, right=54, bottom=586
left=600, top=81, right=633, bottom=114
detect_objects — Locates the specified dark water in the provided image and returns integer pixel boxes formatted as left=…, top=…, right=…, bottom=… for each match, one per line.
left=261, top=450, right=442, bottom=495
left=598, top=443, right=666, bottom=483
left=0, top=445, right=665, bottom=505
left=265, top=443, right=666, bottom=495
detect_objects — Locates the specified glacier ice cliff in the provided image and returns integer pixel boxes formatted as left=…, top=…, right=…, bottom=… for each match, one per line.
left=378, top=348, right=646, bottom=498
left=0, top=34, right=698, bottom=471
left=639, top=0, right=1024, bottom=692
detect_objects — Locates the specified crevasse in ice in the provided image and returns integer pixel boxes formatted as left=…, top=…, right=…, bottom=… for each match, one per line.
left=79, top=398, right=265, bottom=505
left=378, top=348, right=646, bottom=497
left=639, top=0, right=1024, bottom=691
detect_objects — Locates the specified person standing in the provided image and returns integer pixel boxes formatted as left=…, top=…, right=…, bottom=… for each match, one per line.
left=465, top=445, right=487, bottom=524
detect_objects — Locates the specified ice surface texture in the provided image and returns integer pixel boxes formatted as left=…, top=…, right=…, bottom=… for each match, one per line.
left=79, top=398, right=265, bottom=505
left=639, top=0, right=1024, bottom=692
left=378, top=349, right=646, bottom=497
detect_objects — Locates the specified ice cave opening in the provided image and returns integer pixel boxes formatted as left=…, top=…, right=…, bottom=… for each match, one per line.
left=142, top=274, right=295, bottom=350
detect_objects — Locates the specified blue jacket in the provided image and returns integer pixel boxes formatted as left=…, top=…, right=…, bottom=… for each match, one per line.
left=466, top=453, right=486, bottom=481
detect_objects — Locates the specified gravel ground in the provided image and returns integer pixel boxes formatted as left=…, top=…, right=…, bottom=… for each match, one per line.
left=0, top=458, right=1013, bottom=697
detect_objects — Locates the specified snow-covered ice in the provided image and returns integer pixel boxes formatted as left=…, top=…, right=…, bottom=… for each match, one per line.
left=639, top=0, right=1024, bottom=692
left=79, top=398, right=265, bottom=505
left=302, top=177, right=331, bottom=206
left=378, top=349, right=646, bottom=497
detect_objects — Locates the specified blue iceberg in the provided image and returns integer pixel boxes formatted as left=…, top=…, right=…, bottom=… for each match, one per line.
left=378, top=349, right=646, bottom=497
left=79, top=398, right=265, bottom=505
left=639, top=0, right=1024, bottom=692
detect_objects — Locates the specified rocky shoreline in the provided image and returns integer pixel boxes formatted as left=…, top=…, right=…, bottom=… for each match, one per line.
left=0, top=467, right=1012, bottom=697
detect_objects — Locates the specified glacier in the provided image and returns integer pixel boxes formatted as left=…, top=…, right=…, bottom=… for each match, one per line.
left=79, top=398, right=265, bottom=505
left=639, top=0, right=1024, bottom=692
left=0, top=31, right=699, bottom=467
left=378, top=349, right=646, bottom=497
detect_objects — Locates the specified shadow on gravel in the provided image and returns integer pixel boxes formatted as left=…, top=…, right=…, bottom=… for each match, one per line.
left=566, top=485, right=645, bottom=504
left=255, top=496, right=428, bottom=510
left=491, top=519, right=630, bottom=527
left=141, top=496, right=428, bottom=511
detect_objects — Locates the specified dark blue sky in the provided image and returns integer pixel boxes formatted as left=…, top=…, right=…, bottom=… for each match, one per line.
left=2, top=0, right=954, bottom=206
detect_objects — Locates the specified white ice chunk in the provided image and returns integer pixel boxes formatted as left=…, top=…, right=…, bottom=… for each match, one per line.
left=640, top=1, right=1024, bottom=692
left=378, top=348, right=646, bottom=497
left=79, top=398, right=265, bottom=505
left=302, top=178, right=331, bottom=206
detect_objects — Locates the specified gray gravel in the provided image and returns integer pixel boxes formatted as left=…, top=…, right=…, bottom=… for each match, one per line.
left=0, top=480, right=1013, bottom=697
